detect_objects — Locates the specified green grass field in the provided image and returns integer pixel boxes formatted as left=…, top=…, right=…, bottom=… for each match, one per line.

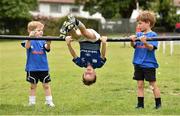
left=0, top=40, right=180, bottom=115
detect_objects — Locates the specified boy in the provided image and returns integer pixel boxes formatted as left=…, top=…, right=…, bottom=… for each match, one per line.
left=61, top=16, right=107, bottom=86
left=65, top=36, right=107, bottom=86
left=130, top=11, right=161, bottom=109
left=21, top=21, right=55, bottom=107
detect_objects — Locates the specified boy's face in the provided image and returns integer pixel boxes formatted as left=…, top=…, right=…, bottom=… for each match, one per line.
left=34, top=26, right=44, bottom=37
left=29, top=26, right=44, bottom=37
left=137, top=20, right=150, bottom=32
left=83, top=65, right=96, bottom=82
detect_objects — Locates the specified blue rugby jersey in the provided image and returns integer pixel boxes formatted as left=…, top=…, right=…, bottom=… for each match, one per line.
left=133, top=31, right=159, bottom=68
left=73, top=40, right=106, bottom=69
left=21, top=40, right=50, bottom=71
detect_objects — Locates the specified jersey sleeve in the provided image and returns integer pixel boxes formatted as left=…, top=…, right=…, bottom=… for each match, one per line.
left=72, top=57, right=84, bottom=67
left=21, top=41, right=26, bottom=48
left=97, top=57, right=107, bottom=68
left=148, top=33, right=158, bottom=50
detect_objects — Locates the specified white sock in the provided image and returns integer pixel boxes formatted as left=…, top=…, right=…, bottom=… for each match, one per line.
left=45, top=96, right=53, bottom=104
left=29, top=96, right=36, bottom=104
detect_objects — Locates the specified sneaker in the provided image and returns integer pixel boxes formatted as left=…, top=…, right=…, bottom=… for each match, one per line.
left=59, top=21, right=75, bottom=35
left=45, top=101, right=55, bottom=107
left=59, top=21, right=69, bottom=35
left=67, top=14, right=79, bottom=26
left=135, top=105, right=144, bottom=109
left=67, top=14, right=76, bottom=24
left=154, top=104, right=161, bottom=109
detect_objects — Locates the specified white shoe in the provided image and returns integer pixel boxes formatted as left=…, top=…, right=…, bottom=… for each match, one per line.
left=28, top=102, right=35, bottom=106
left=59, top=21, right=75, bottom=35
left=67, top=14, right=76, bottom=24
left=67, top=14, right=80, bottom=27
left=45, top=101, right=55, bottom=107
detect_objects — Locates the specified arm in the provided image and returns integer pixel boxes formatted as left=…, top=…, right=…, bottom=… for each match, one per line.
left=65, top=36, right=78, bottom=59
left=44, top=41, right=51, bottom=51
left=100, top=36, right=107, bottom=59
left=140, top=36, right=154, bottom=51
left=25, top=40, right=31, bottom=49
left=25, top=31, right=36, bottom=49
left=130, top=35, right=136, bottom=48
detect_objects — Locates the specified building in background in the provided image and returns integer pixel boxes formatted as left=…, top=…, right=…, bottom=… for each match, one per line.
left=30, top=0, right=105, bottom=23
left=174, top=0, right=180, bottom=14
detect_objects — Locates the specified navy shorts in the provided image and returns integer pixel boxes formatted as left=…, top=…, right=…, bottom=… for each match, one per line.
left=26, top=71, right=51, bottom=84
left=133, top=66, right=156, bottom=82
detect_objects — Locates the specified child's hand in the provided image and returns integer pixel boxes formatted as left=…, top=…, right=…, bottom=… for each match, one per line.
left=139, top=35, right=147, bottom=44
left=65, top=36, right=73, bottom=45
left=29, top=31, right=36, bottom=37
left=100, top=36, right=107, bottom=43
left=129, top=35, right=136, bottom=42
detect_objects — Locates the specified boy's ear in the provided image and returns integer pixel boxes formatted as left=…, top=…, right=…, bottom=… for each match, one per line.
left=147, top=21, right=151, bottom=26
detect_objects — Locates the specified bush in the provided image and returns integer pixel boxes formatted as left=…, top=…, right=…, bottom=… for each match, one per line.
left=0, top=18, right=30, bottom=35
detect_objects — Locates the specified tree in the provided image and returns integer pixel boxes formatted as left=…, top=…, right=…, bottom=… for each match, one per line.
left=0, top=0, right=37, bottom=34
left=76, top=0, right=179, bottom=31
left=76, top=0, right=155, bottom=19
left=152, top=0, right=179, bottom=31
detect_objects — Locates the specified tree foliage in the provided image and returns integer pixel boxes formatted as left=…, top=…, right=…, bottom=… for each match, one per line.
left=76, top=0, right=155, bottom=19
left=76, top=0, right=179, bottom=31
left=0, top=0, right=37, bottom=34
left=152, top=0, right=179, bottom=31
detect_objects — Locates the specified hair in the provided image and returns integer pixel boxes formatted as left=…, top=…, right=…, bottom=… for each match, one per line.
left=82, top=74, right=96, bottom=86
left=136, top=10, right=156, bottom=28
left=27, top=21, right=44, bottom=31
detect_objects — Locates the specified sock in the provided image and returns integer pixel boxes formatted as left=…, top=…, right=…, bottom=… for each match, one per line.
left=75, top=19, right=79, bottom=26
left=137, top=97, right=144, bottom=107
left=45, top=96, right=53, bottom=104
left=75, top=19, right=85, bottom=28
left=29, top=96, right=36, bottom=104
left=155, top=98, right=161, bottom=106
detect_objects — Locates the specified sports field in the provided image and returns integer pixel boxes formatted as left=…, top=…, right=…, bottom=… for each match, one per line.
left=0, top=40, right=180, bottom=115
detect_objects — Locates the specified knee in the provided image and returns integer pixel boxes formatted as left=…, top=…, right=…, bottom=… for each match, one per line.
left=43, top=84, right=50, bottom=90
left=137, top=84, right=144, bottom=90
left=30, top=84, right=37, bottom=90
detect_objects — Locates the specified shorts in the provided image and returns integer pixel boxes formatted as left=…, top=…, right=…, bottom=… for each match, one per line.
left=26, top=71, right=51, bottom=84
left=78, top=29, right=101, bottom=42
left=133, top=66, right=156, bottom=82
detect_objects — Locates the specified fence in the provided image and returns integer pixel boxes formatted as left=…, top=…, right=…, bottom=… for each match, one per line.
left=100, top=18, right=136, bottom=34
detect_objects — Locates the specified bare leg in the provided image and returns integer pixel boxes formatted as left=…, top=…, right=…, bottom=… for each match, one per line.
left=30, top=84, right=37, bottom=96
left=136, top=80, right=144, bottom=108
left=76, top=21, right=96, bottom=40
left=29, top=84, right=37, bottom=105
left=137, top=80, right=144, bottom=97
left=149, top=81, right=161, bottom=108
left=68, top=29, right=81, bottom=39
left=42, top=83, right=51, bottom=96
left=42, top=83, right=55, bottom=107
left=149, top=81, right=160, bottom=98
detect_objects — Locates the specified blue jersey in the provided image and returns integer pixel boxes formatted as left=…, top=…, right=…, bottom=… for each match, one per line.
left=133, top=31, right=159, bottom=68
left=73, top=40, right=106, bottom=69
left=21, top=40, right=50, bottom=71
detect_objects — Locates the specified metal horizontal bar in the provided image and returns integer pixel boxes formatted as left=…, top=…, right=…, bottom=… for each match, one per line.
left=0, top=35, right=180, bottom=42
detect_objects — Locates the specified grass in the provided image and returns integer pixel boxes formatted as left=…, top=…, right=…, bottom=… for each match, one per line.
left=0, top=40, right=180, bottom=115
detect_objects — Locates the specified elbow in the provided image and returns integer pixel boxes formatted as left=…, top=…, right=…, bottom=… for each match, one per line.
left=25, top=45, right=30, bottom=49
